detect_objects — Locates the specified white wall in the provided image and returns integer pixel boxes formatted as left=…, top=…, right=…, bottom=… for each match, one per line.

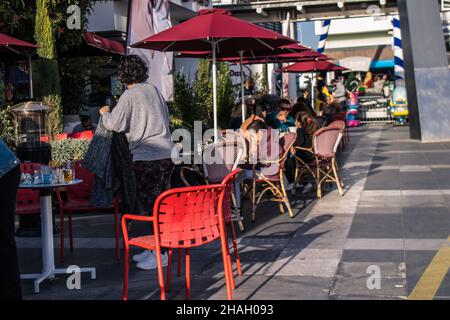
left=315, top=16, right=393, bottom=50
left=317, top=17, right=392, bottom=36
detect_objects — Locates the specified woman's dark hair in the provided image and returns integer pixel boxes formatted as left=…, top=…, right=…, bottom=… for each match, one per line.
left=252, top=100, right=267, bottom=118
left=296, top=111, right=318, bottom=135
left=279, top=98, right=291, bottom=110
left=118, top=55, right=149, bottom=85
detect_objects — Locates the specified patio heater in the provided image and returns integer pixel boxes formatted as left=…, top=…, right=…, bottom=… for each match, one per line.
left=11, top=101, right=52, bottom=165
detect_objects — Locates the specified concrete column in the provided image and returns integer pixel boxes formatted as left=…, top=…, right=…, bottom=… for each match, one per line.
left=282, top=15, right=298, bottom=100
left=398, top=0, right=450, bottom=142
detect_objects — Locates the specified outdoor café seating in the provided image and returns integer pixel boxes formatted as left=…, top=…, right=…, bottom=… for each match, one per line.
left=250, top=132, right=297, bottom=222
left=203, top=139, right=246, bottom=231
left=55, top=161, right=120, bottom=263
left=293, top=125, right=344, bottom=199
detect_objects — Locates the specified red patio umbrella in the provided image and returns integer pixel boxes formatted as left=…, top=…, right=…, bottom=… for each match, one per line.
left=281, top=60, right=348, bottom=111
left=281, top=60, right=347, bottom=73
left=0, top=33, right=37, bottom=53
left=0, top=33, right=38, bottom=98
left=132, top=8, right=295, bottom=140
left=176, top=43, right=309, bottom=122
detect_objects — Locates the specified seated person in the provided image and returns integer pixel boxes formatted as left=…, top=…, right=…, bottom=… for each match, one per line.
left=285, top=112, right=318, bottom=193
left=321, top=96, right=339, bottom=125
left=72, top=115, right=97, bottom=133
left=235, top=114, right=282, bottom=209
left=241, top=100, right=268, bottom=133
left=228, top=96, right=256, bottom=130
left=266, top=98, right=295, bottom=133
left=291, top=89, right=315, bottom=117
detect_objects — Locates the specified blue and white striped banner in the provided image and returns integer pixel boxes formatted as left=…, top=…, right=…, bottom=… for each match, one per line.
left=317, top=19, right=331, bottom=53
left=392, top=17, right=405, bottom=81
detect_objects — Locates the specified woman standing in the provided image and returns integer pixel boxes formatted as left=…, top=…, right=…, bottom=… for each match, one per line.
left=100, top=55, right=175, bottom=270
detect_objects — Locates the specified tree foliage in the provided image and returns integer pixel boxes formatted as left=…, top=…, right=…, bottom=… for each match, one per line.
left=0, top=0, right=36, bottom=43
left=172, top=60, right=237, bottom=130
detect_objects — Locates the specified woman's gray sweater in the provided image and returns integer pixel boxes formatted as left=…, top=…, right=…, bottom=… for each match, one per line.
left=102, top=83, right=174, bottom=162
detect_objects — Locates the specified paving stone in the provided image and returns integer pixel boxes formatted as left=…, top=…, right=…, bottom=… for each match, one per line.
left=347, top=214, right=403, bottom=239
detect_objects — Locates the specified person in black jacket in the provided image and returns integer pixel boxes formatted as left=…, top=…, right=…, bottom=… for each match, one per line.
left=0, top=139, right=22, bottom=300
left=285, top=112, right=318, bottom=193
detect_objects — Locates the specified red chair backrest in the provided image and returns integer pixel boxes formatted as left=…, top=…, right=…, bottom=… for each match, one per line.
left=153, top=184, right=226, bottom=249
left=16, top=163, right=41, bottom=211
left=66, top=161, right=95, bottom=202
left=70, top=130, right=94, bottom=141
left=39, top=133, right=69, bottom=143
left=57, top=133, right=70, bottom=140
left=20, top=162, right=41, bottom=174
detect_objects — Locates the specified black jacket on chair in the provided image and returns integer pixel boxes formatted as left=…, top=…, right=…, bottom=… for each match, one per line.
left=83, top=119, right=137, bottom=213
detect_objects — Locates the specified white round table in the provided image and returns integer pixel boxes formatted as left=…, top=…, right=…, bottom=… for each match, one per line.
left=19, top=179, right=96, bottom=293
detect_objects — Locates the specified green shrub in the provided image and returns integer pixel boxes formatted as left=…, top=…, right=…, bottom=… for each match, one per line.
left=0, top=106, right=17, bottom=150
left=50, top=138, right=90, bottom=164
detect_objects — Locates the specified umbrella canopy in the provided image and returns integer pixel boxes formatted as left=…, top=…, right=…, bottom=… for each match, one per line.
left=281, top=60, right=347, bottom=73
left=132, top=9, right=295, bottom=53
left=132, top=8, right=296, bottom=140
left=0, top=33, right=37, bottom=54
left=175, top=43, right=308, bottom=59
left=218, top=51, right=330, bottom=64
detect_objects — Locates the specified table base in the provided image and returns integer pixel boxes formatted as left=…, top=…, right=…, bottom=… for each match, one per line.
left=21, top=267, right=96, bottom=294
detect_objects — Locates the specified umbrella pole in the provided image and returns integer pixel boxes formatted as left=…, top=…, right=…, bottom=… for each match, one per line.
left=239, top=51, right=245, bottom=124
left=212, top=39, right=218, bottom=142
left=311, top=72, right=314, bottom=114
left=28, top=54, right=34, bottom=99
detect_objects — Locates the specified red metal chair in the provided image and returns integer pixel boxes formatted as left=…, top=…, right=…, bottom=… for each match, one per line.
left=70, top=130, right=94, bottom=141
left=16, top=163, right=41, bottom=216
left=39, top=133, right=70, bottom=143
left=121, top=181, right=237, bottom=300
left=55, top=161, right=120, bottom=263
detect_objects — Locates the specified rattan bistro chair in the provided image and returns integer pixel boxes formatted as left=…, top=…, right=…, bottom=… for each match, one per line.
left=294, top=127, right=344, bottom=199
left=328, top=120, right=348, bottom=150
left=203, top=140, right=246, bottom=231
left=250, top=132, right=297, bottom=222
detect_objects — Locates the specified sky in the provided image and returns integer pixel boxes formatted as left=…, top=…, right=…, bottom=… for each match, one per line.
left=297, top=21, right=319, bottom=49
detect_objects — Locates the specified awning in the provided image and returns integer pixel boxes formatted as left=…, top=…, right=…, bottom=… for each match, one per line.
left=60, top=32, right=125, bottom=57
left=83, top=32, right=125, bottom=55
left=370, top=59, right=395, bottom=70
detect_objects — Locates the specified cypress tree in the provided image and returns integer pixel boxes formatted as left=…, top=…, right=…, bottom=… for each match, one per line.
left=35, top=0, right=62, bottom=135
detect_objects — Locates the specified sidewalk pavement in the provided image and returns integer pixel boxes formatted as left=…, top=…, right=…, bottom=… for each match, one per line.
left=18, top=125, right=450, bottom=300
